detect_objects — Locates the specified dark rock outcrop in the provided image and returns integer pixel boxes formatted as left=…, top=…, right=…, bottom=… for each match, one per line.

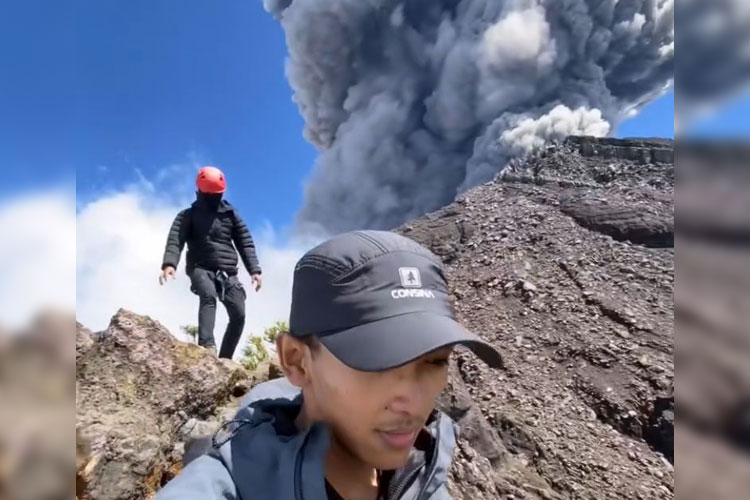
left=399, top=136, right=674, bottom=499
left=559, top=200, right=673, bottom=248
left=566, top=136, right=674, bottom=164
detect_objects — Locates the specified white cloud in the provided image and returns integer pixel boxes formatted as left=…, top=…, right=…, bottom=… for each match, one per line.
left=499, top=104, right=611, bottom=157
left=0, top=189, right=76, bottom=330
left=75, top=185, right=310, bottom=360
left=482, top=5, right=556, bottom=73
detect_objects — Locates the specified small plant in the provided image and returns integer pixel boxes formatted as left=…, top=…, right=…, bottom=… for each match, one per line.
left=240, top=320, right=288, bottom=371
left=181, top=325, right=199, bottom=344
left=240, top=336, right=269, bottom=372
left=263, top=320, right=289, bottom=344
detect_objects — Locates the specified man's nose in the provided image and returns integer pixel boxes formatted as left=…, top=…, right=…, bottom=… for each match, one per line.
left=385, top=364, right=430, bottom=415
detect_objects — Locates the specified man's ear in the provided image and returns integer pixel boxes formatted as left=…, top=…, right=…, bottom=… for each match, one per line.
left=277, top=334, right=311, bottom=388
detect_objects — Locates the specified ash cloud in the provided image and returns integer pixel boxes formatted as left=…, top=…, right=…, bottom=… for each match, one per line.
left=676, top=0, right=750, bottom=124
left=265, top=0, right=676, bottom=233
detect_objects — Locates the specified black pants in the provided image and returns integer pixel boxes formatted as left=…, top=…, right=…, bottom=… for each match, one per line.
left=189, top=268, right=246, bottom=359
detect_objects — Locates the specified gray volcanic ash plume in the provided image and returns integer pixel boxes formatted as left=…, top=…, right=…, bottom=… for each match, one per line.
left=264, top=0, right=675, bottom=233
left=676, top=0, right=750, bottom=122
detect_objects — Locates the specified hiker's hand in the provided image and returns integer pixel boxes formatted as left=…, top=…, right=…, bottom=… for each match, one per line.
left=159, top=266, right=176, bottom=285
left=251, top=273, right=262, bottom=292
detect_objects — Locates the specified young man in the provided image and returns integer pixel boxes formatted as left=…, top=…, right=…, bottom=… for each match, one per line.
left=156, top=230, right=503, bottom=500
left=159, top=166, right=263, bottom=359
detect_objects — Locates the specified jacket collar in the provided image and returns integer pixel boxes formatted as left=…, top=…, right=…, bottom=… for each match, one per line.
left=211, top=392, right=455, bottom=500
left=191, top=198, right=233, bottom=213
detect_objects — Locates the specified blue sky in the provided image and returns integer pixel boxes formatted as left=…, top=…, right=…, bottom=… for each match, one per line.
left=1, top=0, right=316, bottom=231
left=1, top=1, right=745, bottom=231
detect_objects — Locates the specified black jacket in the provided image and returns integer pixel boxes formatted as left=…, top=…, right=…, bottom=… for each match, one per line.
left=161, top=198, right=262, bottom=276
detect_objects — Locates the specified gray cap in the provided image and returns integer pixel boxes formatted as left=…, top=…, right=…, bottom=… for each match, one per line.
left=289, top=230, right=503, bottom=371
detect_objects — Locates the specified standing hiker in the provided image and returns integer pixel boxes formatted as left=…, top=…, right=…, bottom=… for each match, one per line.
left=159, top=166, right=262, bottom=359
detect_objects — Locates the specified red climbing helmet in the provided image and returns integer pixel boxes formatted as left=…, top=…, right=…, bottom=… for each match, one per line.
left=196, top=166, right=226, bottom=194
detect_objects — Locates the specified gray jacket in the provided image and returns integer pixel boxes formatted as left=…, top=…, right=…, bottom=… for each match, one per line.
left=156, top=379, right=456, bottom=499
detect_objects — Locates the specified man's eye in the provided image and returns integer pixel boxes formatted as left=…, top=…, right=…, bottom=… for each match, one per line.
left=427, top=358, right=450, bottom=367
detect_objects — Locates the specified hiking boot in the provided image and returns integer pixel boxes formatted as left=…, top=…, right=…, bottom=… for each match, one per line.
left=206, top=346, right=217, bottom=356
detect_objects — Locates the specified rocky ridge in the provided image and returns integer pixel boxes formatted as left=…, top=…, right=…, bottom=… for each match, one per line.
left=400, top=137, right=674, bottom=499
left=76, top=310, right=278, bottom=500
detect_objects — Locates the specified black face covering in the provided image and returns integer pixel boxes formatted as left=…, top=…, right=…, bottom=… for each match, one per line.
left=196, top=191, right=223, bottom=211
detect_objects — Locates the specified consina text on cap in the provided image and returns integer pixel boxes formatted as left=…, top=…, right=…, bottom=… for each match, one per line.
left=391, top=289, right=436, bottom=299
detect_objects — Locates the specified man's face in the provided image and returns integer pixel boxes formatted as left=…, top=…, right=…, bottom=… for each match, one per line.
left=304, top=343, right=451, bottom=470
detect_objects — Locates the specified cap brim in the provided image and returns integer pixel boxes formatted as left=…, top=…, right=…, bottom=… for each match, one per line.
left=317, top=312, right=503, bottom=372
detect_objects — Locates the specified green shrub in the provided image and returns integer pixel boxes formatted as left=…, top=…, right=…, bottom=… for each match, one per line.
left=240, top=321, right=289, bottom=371
left=180, top=324, right=198, bottom=343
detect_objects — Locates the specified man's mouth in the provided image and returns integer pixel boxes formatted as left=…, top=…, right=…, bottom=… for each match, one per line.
left=376, top=429, right=419, bottom=450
